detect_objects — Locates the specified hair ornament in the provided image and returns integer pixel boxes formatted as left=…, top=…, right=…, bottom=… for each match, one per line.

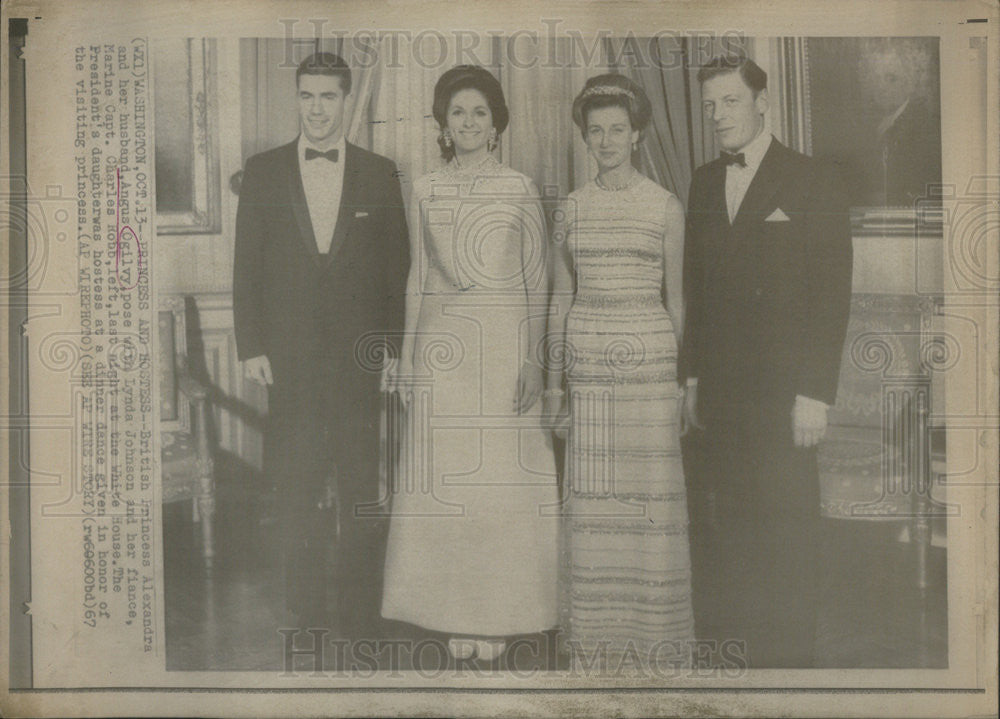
left=580, top=84, right=637, bottom=100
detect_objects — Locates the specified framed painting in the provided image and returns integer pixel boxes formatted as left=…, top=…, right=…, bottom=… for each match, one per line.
left=801, top=37, right=943, bottom=236
left=153, top=38, right=222, bottom=235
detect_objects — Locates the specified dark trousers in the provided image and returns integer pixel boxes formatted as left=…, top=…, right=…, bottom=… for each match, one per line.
left=684, top=413, right=821, bottom=668
left=265, top=358, right=387, bottom=639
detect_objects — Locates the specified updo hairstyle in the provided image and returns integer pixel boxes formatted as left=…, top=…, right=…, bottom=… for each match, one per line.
left=432, top=65, right=510, bottom=160
left=571, top=73, right=652, bottom=139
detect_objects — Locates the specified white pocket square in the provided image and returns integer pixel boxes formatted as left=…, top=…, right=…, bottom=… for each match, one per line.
left=354, top=211, right=369, bottom=218
left=765, top=208, right=791, bottom=222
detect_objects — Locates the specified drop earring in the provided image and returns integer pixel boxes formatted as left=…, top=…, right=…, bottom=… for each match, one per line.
left=487, top=128, right=498, bottom=153
left=442, top=129, right=453, bottom=148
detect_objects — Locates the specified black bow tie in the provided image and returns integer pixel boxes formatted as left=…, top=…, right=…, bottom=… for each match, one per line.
left=722, top=151, right=747, bottom=167
left=305, top=147, right=339, bottom=162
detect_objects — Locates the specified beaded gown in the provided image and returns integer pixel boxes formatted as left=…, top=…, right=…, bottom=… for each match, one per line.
left=560, top=174, right=695, bottom=666
left=381, top=156, right=559, bottom=636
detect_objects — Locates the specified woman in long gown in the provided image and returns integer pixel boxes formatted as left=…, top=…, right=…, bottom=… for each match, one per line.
left=381, top=65, right=559, bottom=662
left=544, top=74, right=695, bottom=669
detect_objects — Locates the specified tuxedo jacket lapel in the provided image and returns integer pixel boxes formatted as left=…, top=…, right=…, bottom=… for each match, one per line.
left=322, top=142, right=360, bottom=267
left=284, top=141, right=322, bottom=265
left=700, top=159, right=730, bottom=277
left=730, top=140, right=785, bottom=233
left=704, top=160, right=729, bottom=221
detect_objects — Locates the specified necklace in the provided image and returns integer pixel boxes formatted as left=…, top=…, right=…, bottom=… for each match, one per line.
left=453, top=152, right=494, bottom=172
left=595, top=168, right=638, bottom=191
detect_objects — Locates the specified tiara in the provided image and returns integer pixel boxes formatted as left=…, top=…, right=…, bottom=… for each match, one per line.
left=581, top=84, right=636, bottom=100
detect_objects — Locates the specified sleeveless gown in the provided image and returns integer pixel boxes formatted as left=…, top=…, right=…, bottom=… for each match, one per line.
left=381, top=156, right=559, bottom=636
left=561, top=175, right=695, bottom=666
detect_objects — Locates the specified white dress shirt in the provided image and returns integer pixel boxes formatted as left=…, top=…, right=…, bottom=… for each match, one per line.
left=298, top=134, right=346, bottom=254
left=725, top=129, right=772, bottom=222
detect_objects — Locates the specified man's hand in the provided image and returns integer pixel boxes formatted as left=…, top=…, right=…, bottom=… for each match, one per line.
left=679, top=383, right=704, bottom=436
left=792, top=395, right=829, bottom=447
left=243, top=354, right=273, bottom=385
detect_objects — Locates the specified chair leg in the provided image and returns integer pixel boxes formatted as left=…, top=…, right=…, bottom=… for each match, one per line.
left=913, top=492, right=930, bottom=592
left=912, top=386, right=931, bottom=593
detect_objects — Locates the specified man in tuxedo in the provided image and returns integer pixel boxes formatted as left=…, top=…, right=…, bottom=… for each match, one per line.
left=679, top=56, right=852, bottom=667
left=233, top=52, right=409, bottom=636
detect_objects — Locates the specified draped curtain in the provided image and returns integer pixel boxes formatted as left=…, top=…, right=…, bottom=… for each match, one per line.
left=368, top=35, right=470, bottom=202
left=501, top=36, right=609, bottom=249
left=369, top=35, right=609, bottom=211
left=606, top=36, right=758, bottom=206
left=241, top=35, right=804, bottom=211
left=243, top=35, right=610, bottom=216
left=502, top=36, right=609, bottom=198
left=239, top=37, right=380, bottom=160
left=766, top=37, right=810, bottom=154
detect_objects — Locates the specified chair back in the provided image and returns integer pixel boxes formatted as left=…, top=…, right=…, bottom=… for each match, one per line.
left=828, top=294, right=929, bottom=430
left=158, top=295, right=191, bottom=434
left=820, top=293, right=934, bottom=519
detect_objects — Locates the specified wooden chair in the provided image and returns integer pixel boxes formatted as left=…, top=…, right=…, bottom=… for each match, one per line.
left=159, top=295, right=215, bottom=571
left=818, top=294, right=947, bottom=588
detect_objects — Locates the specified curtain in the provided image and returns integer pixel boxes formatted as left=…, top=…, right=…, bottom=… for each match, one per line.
left=764, top=37, right=810, bottom=154
left=502, top=36, right=609, bottom=197
left=241, top=34, right=806, bottom=207
left=369, top=35, right=607, bottom=217
left=607, top=36, right=760, bottom=206
left=607, top=36, right=696, bottom=205
left=239, top=38, right=381, bottom=160
left=243, top=35, right=610, bottom=214
left=368, top=35, right=465, bottom=201
left=501, top=35, right=609, bottom=253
